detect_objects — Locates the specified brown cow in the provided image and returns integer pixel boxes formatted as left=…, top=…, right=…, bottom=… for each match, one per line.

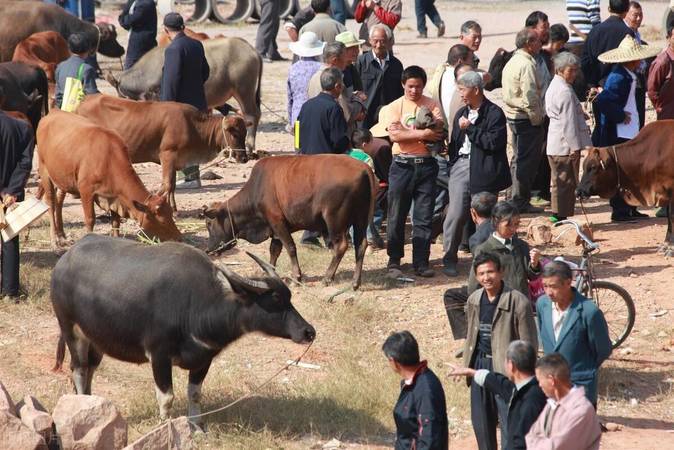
left=11, top=31, right=69, bottom=86
left=157, top=27, right=216, bottom=47
left=36, top=110, right=181, bottom=249
left=577, top=121, right=674, bottom=254
left=76, top=94, right=247, bottom=210
left=202, top=155, right=375, bottom=290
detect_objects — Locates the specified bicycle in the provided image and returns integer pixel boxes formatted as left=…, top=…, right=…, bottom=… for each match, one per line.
left=552, top=219, right=636, bottom=349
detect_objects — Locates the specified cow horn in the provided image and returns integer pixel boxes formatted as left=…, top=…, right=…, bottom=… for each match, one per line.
left=246, top=251, right=282, bottom=280
left=216, top=263, right=270, bottom=294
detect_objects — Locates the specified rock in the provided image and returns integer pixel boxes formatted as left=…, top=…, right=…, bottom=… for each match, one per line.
left=53, top=395, right=127, bottom=450
left=629, top=398, right=639, bottom=406
left=0, top=410, right=47, bottom=450
left=17, top=396, right=53, bottom=443
left=527, top=221, right=552, bottom=245
left=200, top=170, right=222, bottom=181
left=122, top=416, right=193, bottom=450
left=322, top=438, right=344, bottom=449
left=604, top=422, right=623, bottom=432
left=0, top=381, right=16, bottom=416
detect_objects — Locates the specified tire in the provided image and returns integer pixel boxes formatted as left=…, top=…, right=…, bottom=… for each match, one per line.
left=210, top=0, right=255, bottom=24
left=158, top=0, right=213, bottom=23
left=584, top=280, right=636, bottom=349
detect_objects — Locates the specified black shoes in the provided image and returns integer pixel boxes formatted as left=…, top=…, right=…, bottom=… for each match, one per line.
left=414, top=266, right=435, bottom=278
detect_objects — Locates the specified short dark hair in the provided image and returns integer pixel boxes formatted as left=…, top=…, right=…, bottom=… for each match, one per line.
left=550, top=24, right=569, bottom=43
left=351, top=129, right=372, bottom=148
left=401, top=65, right=427, bottom=86
left=311, top=0, right=330, bottom=13
left=447, top=44, right=472, bottom=66
left=506, top=340, right=537, bottom=375
left=609, top=0, right=630, bottom=14
left=453, top=63, right=473, bottom=80
left=491, top=201, right=519, bottom=227
left=471, top=192, right=497, bottom=219
left=460, top=20, right=481, bottom=35
left=382, top=331, right=420, bottom=366
left=472, top=251, right=502, bottom=274
left=320, top=67, right=343, bottom=91
left=536, top=353, right=571, bottom=382
left=525, top=11, right=549, bottom=28
left=68, top=32, right=90, bottom=54
left=629, top=1, right=642, bottom=9
left=542, top=260, right=573, bottom=281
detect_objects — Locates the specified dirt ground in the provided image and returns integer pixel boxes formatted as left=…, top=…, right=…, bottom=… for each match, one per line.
left=1, top=1, right=673, bottom=449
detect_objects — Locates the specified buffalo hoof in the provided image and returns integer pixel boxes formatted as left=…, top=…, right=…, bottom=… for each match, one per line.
left=352, top=281, right=361, bottom=291
left=657, top=243, right=673, bottom=258
left=322, top=277, right=334, bottom=287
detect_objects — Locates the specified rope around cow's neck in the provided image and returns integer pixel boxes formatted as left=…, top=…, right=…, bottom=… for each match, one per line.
left=610, top=145, right=623, bottom=194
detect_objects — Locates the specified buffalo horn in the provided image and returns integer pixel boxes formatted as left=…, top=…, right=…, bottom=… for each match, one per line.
left=216, top=263, right=270, bottom=294
left=246, top=251, right=282, bottom=280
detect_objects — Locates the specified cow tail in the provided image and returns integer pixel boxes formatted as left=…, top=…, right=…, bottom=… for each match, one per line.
left=39, top=68, right=49, bottom=117
left=255, top=54, right=262, bottom=110
left=52, top=333, right=66, bottom=372
left=367, top=167, right=376, bottom=228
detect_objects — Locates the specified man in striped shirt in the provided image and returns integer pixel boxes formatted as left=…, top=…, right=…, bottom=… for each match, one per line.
left=566, top=0, right=601, bottom=43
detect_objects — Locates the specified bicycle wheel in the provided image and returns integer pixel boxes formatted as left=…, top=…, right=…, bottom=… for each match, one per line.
left=584, top=280, right=635, bottom=349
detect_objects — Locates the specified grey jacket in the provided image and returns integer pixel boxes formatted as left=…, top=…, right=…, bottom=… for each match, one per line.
left=545, top=75, right=592, bottom=156
left=54, top=55, right=99, bottom=109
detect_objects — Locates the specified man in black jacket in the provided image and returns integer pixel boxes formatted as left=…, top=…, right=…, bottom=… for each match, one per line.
left=441, top=71, right=510, bottom=278
left=449, top=340, right=547, bottom=450
left=581, top=0, right=635, bottom=88
left=356, top=24, right=404, bottom=129
left=119, top=0, right=157, bottom=69
left=160, top=13, right=210, bottom=189
left=0, top=106, right=35, bottom=300
left=383, top=330, right=448, bottom=450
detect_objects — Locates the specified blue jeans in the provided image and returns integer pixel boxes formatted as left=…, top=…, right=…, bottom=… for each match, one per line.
left=387, top=157, right=438, bottom=268
left=414, top=0, right=443, bottom=34
left=330, top=0, right=347, bottom=24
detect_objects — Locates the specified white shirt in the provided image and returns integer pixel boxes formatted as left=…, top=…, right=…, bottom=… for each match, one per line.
left=458, top=107, right=480, bottom=156
left=616, top=68, right=639, bottom=139
left=440, top=66, right=456, bottom=124
left=551, top=301, right=569, bottom=341
left=492, top=232, right=513, bottom=251
left=373, top=50, right=390, bottom=70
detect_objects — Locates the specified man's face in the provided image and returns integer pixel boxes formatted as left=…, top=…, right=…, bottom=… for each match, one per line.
left=535, top=368, right=555, bottom=398
left=458, top=84, right=480, bottom=106
left=333, top=81, right=344, bottom=97
left=542, top=276, right=573, bottom=303
left=370, top=29, right=389, bottom=58
left=345, top=45, right=359, bottom=64
left=528, top=34, right=543, bottom=54
left=460, top=28, right=482, bottom=52
left=403, top=77, right=425, bottom=102
left=625, top=6, right=643, bottom=30
left=475, top=260, right=503, bottom=291
left=329, top=52, right=349, bottom=70
left=494, top=215, right=520, bottom=239
left=533, top=20, right=550, bottom=45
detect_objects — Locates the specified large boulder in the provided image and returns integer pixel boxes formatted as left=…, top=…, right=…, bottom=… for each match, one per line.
left=0, top=410, right=47, bottom=450
left=52, top=395, right=127, bottom=450
left=0, top=381, right=16, bottom=416
left=16, top=396, right=53, bottom=444
left=123, top=416, right=193, bottom=450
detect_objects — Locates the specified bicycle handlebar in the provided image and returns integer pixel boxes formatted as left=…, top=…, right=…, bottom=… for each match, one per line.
left=554, top=220, right=600, bottom=250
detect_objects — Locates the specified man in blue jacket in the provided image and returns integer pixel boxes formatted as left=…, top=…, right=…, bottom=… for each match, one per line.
left=118, top=0, right=157, bottom=69
left=536, top=261, right=612, bottom=407
left=160, top=13, right=210, bottom=189
left=0, top=102, right=35, bottom=301
left=383, top=330, right=448, bottom=450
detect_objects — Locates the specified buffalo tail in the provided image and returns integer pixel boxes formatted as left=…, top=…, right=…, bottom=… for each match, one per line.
left=52, top=334, right=66, bottom=372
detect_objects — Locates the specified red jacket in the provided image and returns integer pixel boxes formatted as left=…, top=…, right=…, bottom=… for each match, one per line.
left=353, top=0, right=401, bottom=30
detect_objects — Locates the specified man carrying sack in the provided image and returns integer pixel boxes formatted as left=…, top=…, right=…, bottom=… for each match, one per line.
left=55, top=32, right=99, bottom=110
left=0, top=102, right=35, bottom=301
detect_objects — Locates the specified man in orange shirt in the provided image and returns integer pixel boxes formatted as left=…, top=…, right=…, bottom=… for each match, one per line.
left=373, top=66, right=443, bottom=277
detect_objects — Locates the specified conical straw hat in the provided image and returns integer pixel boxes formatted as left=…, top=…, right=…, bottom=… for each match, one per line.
left=598, top=35, right=661, bottom=63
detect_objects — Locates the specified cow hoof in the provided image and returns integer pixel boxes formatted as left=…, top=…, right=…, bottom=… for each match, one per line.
left=322, top=277, right=334, bottom=286
left=352, top=282, right=361, bottom=291
left=656, top=243, right=673, bottom=257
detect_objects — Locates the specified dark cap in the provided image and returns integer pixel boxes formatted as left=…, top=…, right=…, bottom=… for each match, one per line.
left=163, top=13, right=185, bottom=30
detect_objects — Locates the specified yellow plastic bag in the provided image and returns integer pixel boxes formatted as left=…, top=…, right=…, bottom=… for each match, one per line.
left=61, top=64, right=85, bottom=112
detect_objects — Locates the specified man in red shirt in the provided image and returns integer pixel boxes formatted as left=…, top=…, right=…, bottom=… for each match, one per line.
left=354, top=0, right=401, bottom=49
left=647, top=20, right=674, bottom=120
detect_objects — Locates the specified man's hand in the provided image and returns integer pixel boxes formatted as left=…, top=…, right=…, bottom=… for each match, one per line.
left=458, top=116, right=471, bottom=130
left=2, top=194, right=16, bottom=207
left=623, top=111, right=632, bottom=124
left=354, top=90, right=368, bottom=102
left=447, top=363, right=476, bottom=381
left=530, top=248, right=541, bottom=268
left=569, top=150, right=581, bottom=162
left=388, top=121, right=402, bottom=132
left=422, top=128, right=444, bottom=141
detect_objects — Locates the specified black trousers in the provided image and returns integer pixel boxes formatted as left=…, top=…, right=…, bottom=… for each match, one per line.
left=508, top=119, right=545, bottom=210
left=471, top=353, right=509, bottom=450
left=443, top=286, right=468, bottom=339
left=387, top=157, right=438, bottom=268
left=1, top=236, right=19, bottom=296
left=532, top=117, right=551, bottom=200
left=255, top=0, right=280, bottom=57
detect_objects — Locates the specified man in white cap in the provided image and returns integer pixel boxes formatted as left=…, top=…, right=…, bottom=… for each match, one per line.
left=336, top=31, right=366, bottom=94
left=287, top=32, right=325, bottom=133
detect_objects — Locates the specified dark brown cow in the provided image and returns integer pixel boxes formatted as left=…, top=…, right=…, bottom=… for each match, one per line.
left=76, top=94, right=247, bottom=210
left=577, top=121, right=674, bottom=253
left=36, top=110, right=181, bottom=248
left=12, top=31, right=69, bottom=86
left=0, top=62, right=48, bottom=131
left=203, top=155, right=375, bottom=290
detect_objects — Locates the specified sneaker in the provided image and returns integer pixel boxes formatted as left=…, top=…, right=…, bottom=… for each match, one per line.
left=417, top=31, right=428, bottom=39
left=548, top=214, right=566, bottom=224
left=414, top=266, right=435, bottom=278
left=630, top=209, right=649, bottom=219
left=175, top=179, right=201, bottom=190
left=656, top=207, right=669, bottom=218
left=442, top=264, right=459, bottom=277
left=531, top=196, right=551, bottom=207
left=437, top=22, right=446, bottom=38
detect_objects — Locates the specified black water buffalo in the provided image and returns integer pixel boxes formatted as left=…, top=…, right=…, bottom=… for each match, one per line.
left=203, top=154, right=375, bottom=290
left=0, top=62, right=48, bottom=131
left=576, top=121, right=674, bottom=254
left=0, top=2, right=124, bottom=61
left=51, top=234, right=315, bottom=424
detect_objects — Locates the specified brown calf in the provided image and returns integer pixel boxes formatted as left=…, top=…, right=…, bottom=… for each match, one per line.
left=36, top=110, right=181, bottom=248
left=11, top=31, right=69, bottom=87
left=157, top=27, right=220, bottom=47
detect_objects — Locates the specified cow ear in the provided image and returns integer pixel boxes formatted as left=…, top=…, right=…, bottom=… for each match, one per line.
left=202, top=205, right=219, bottom=219
left=133, top=200, right=148, bottom=213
